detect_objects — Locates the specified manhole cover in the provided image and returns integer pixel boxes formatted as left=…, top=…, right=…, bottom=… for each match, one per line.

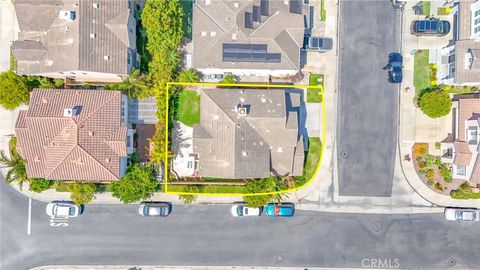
left=276, top=255, right=284, bottom=263
left=372, top=221, right=383, bottom=232
left=340, top=149, right=348, bottom=158
left=448, top=258, right=456, bottom=267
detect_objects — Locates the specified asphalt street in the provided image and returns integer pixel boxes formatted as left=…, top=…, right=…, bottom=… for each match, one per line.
left=2, top=179, right=480, bottom=269
left=336, top=0, right=402, bottom=196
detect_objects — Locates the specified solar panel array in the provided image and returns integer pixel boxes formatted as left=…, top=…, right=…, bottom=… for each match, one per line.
left=222, top=43, right=281, bottom=63
left=245, top=12, right=253, bottom=29
left=261, top=0, right=269, bottom=16
left=253, top=5, right=261, bottom=22
left=289, top=0, right=303, bottom=14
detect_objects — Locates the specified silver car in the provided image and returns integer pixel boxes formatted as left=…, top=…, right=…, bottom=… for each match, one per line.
left=137, top=202, right=171, bottom=217
left=46, top=201, right=81, bottom=218
left=303, top=36, right=333, bottom=52
left=444, top=207, right=480, bottom=221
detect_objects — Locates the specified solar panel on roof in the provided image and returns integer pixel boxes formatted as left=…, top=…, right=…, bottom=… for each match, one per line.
left=261, top=0, right=269, bottom=16
left=245, top=12, right=253, bottom=29
left=222, top=43, right=280, bottom=63
left=253, top=5, right=261, bottom=22
left=290, top=0, right=303, bottom=14
left=223, top=44, right=267, bottom=54
left=266, top=53, right=281, bottom=63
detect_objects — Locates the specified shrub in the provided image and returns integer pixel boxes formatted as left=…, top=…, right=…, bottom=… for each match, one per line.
left=419, top=91, right=451, bottom=118
left=28, top=178, right=53, bottom=193
left=435, top=142, right=441, bottom=149
left=440, top=168, right=452, bottom=183
left=425, top=168, right=435, bottom=180
left=110, top=164, right=158, bottom=204
left=53, top=181, right=70, bottom=192
left=427, top=180, right=434, bottom=186
left=68, top=183, right=96, bottom=205
left=177, top=185, right=203, bottom=204
left=243, top=177, right=281, bottom=207
left=424, top=155, right=440, bottom=167
left=0, top=71, right=30, bottom=110
left=450, top=182, right=480, bottom=199
left=434, top=182, right=443, bottom=191
left=417, top=161, right=427, bottom=169
left=413, top=143, right=428, bottom=157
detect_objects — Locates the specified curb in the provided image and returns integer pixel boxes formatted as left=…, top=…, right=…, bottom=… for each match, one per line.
left=30, top=265, right=362, bottom=270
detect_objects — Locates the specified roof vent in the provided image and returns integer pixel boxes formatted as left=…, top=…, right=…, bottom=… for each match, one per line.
left=90, top=33, right=96, bottom=39
left=206, top=0, right=211, bottom=5
left=34, top=155, right=40, bottom=162
left=104, top=55, right=110, bottom=61
left=234, top=2, right=239, bottom=7
left=105, top=158, right=111, bottom=163
left=42, top=97, right=48, bottom=104
left=93, top=3, right=100, bottom=8
left=242, top=150, right=247, bottom=157
left=88, top=131, right=95, bottom=137
left=63, top=108, right=77, bottom=117
left=232, top=33, right=237, bottom=40
left=236, top=104, right=249, bottom=116
left=59, top=10, right=76, bottom=22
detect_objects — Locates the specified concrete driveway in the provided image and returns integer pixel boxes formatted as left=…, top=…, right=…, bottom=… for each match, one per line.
left=337, top=1, right=402, bottom=196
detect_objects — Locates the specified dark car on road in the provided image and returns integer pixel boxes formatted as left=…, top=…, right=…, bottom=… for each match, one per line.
left=411, top=19, right=450, bottom=36
left=265, top=203, right=295, bottom=217
left=387, top=52, right=403, bottom=83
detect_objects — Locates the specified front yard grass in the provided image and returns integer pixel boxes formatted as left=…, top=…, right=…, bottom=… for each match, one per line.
left=320, top=0, right=326, bottom=22
left=451, top=182, right=480, bottom=199
left=308, top=74, right=324, bottom=103
left=413, top=50, right=430, bottom=92
left=304, top=137, right=321, bottom=180
left=177, top=90, right=200, bottom=127
left=422, top=1, right=431, bottom=15
left=166, top=184, right=245, bottom=194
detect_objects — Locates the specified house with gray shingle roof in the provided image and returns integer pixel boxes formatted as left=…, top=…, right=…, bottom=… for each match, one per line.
left=15, top=88, right=134, bottom=182
left=13, top=0, right=137, bottom=83
left=192, top=0, right=309, bottom=77
left=191, top=88, right=304, bottom=179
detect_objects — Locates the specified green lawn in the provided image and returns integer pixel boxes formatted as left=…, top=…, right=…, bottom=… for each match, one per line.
left=320, top=0, right=326, bottom=22
left=443, top=86, right=475, bottom=94
left=181, top=0, right=193, bottom=39
left=177, top=90, right=200, bottom=126
left=413, top=50, right=430, bottom=92
left=166, top=184, right=245, bottom=194
left=304, top=137, right=321, bottom=180
left=422, top=1, right=431, bottom=15
left=308, top=74, right=324, bottom=103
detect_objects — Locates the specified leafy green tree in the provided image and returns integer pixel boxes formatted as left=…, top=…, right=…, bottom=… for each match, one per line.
left=110, top=165, right=158, bottom=204
left=0, top=71, right=29, bottom=110
left=219, top=74, right=236, bottom=85
left=0, top=137, right=29, bottom=189
left=29, top=178, right=53, bottom=193
left=178, top=68, right=200, bottom=83
left=243, top=176, right=283, bottom=207
left=178, top=185, right=203, bottom=204
left=26, top=76, right=64, bottom=89
left=105, top=69, right=150, bottom=98
left=419, top=91, right=451, bottom=118
left=68, top=183, right=96, bottom=205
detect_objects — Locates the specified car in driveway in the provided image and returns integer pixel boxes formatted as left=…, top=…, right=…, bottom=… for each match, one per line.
left=230, top=204, right=263, bottom=217
left=46, top=201, right=81, bottom=218
left=387, top=52, right=403, bottom=83
left=303, top=35, right=333, bottom=52
left=265, top=203, right=295, bottom=217
left=444, top=207, right=480, bottom=221
left=137, top=202, right=171, bottom=217
left=411, top=19, right=450, bottom=36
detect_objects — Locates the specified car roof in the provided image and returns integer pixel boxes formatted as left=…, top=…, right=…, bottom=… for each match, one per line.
left=56, top=205, right=71, bottom=216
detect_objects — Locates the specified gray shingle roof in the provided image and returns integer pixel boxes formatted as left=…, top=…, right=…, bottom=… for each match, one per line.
left=13, top=0, right=135, bottom=76
left=192, top=88, right=304, bottom=179
left=192, top=0, right=308, bottom=71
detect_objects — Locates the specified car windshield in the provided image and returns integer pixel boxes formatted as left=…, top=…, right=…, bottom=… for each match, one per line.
left=143, top=206, right=150, bottom=216
left=69, top=206, right=75, bottom=216
left=436, top=22, right=443, bottom=32
left=237, top=206, right=243, bottom=216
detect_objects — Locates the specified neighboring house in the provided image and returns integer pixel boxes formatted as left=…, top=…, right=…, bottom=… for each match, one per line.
left=441, top=94, right=480, bottom=186
left=191, top=88, right=304, bottom=179
left=15, top=89, right=134, bottom=182
left=192, top=0, right=309, bottom=77
left=12, top=0, right=137, bottom=83
left=439, top=0, right=480, bottom=85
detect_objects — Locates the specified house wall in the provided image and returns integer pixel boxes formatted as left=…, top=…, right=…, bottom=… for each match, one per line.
left=38, top=70, right=124, bottom=82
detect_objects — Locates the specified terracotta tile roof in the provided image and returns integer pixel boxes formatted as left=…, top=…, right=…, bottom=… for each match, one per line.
left=454, top=142, right=472, bottom=166
left=457, top=97, right=480, bottom=141
left=15, top=89, right=128, bottom=182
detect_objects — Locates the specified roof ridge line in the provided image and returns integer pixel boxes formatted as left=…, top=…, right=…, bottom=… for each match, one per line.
left=274, top=29, right=299, bottom=68
left=77, top=91, right=121, bottom=126
left=76, top=144, right=119, bottom=180
left=44, top=144, right=78, bottom=179
left=196, top=3, right=229, bottom=33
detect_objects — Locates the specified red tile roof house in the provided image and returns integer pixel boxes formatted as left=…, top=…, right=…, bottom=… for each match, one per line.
left=441, top=94, right=480, bottom=187
left=15, top=89, right=135, bottom=182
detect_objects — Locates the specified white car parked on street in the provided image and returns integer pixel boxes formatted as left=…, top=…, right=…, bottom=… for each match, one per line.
left=46, top=201, right=81, bottom=218
left=230, top=204, right=263, bottom=217
left=444, top=207, right=480, bottom=222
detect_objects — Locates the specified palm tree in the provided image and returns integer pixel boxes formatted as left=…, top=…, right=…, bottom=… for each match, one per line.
left=0, top=150, right=29, bottom=190
left=178, top=68, right=200, bottom=83
left=114, top=69, right=150, bottom=98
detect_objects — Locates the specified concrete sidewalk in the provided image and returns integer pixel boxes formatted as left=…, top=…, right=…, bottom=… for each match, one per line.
left=31, top=266, right=361, bottom=270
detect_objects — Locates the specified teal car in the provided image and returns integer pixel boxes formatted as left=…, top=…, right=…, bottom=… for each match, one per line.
left=265, top=203, right=295, bottom=217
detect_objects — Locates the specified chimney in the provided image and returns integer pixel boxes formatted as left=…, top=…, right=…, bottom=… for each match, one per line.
left=63, top=108, right=77, bottom=117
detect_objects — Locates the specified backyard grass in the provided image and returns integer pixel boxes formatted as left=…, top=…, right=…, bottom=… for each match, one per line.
left=308, top=74, right=324, bottom=103
left=413, top=50, right=430, bottom=92
left=320, top=0, right=326, bottom=22
left=422, top=1, right=431, bottom=15
left=177, top=90, right=200, bottom=127
left=166, top=184, right=246, bottom=194
left=181, top=0, right=193, bottom=39
left=304, top=137, right=321, bottom=180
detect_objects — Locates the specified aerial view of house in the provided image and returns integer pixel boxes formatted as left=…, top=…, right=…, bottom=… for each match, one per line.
left=12, top=0, right=137, bottom=82
left=15, top=88, right=134, bottom=182
left=188, top=88, right=304, bottom=179
left=192, top=0, right=309, bottom=77
left=441, top=94, right=480, bottom=187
